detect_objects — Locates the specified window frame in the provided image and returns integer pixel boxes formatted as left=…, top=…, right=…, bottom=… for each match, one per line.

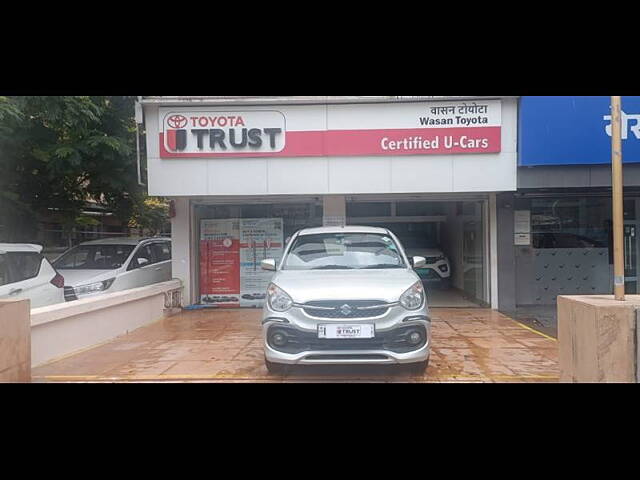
left=127, top=242, right=158, bottom=271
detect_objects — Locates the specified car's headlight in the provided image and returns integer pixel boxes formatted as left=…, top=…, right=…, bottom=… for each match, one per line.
left=400, top=281, right=425, bottom=310
left=437, top=255, right=446, bottom=262
left=74, top=278, right=115, bottom=296
left=267, top=283, right=293, bottom=312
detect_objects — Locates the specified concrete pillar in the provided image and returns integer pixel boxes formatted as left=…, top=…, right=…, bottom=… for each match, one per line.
left=0, top=299, right=31, bottom=382
left=558, top=295, right=638, bottom=382
left=323, top=195, right=346, bottom=226
left=171, top=197, right=192, bottom=305
left=497, top=193, right=516, bottom=312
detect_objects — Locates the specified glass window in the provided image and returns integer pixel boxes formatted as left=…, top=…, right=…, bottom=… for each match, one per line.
left=129, top=244, right=156, bottom=269
left=346, top=202, right=392, bottom=218
left=530, top=197, right=611, bottom=248
left=396, top=202, right=446, bottom=216
left=53, top=245, right=135, bottom=270
left=8, top=252, right=43, bottom=281
left=0, top=254, right=11, bottom=286
left=152, top=242, right=171, bottom=262
left=283, top=233, right=406, bottom=270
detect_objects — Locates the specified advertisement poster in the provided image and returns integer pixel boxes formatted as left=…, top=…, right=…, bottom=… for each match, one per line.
left=200, top=219, right=240, bottom=307
left=239, top=218, right=284, bottom=307
left=199, top=218, right=284, bottom=308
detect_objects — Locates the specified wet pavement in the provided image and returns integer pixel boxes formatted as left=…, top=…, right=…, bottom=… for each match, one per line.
left=32, top=308, right=559, bottom=383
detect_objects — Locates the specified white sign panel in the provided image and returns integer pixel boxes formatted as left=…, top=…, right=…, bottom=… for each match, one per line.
left=158, top=99, right=502, bottom=158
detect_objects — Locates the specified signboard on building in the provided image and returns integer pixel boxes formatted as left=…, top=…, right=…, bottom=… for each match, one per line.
left=519, top=96, right=640, bottom=166
left=159, top=100, right=502, bottom=158
left=514, top=210, right=531, bottom=245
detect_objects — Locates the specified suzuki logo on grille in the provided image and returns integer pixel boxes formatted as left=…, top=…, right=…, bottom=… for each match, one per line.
left=339, top=304, right=353, bottom=316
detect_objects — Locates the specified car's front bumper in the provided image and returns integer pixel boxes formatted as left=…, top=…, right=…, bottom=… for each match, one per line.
left=262, top=303, right=430, bottom=366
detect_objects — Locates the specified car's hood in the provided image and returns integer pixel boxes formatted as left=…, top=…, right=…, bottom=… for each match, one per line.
left=404, top=248, right=443, bottom=257
left=271, top=269, right=420, bottom=304
left=57, top=269, right=119, bottom=287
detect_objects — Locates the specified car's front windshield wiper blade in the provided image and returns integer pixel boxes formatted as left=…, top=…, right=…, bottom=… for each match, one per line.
left=311, top=265, right=354, bottom=270
left=358, top=264, right=404, bottom=269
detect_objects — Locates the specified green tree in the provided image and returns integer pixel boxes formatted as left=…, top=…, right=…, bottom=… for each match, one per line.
left=128, top=197, right=170, bottom=237
left=0, top=96, right=146, bottom=243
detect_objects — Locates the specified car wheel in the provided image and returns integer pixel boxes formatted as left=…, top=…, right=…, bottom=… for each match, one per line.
left=265, top=358, right=290, bottom=375
left=406, top=358, right=429, bottom=375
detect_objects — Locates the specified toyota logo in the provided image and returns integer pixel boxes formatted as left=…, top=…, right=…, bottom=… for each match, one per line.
left=167, top=115, right=188, bottom=129
left=339, top=304, right=353, bottom=316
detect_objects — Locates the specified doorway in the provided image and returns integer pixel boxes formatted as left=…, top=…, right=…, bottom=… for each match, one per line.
left=346, top=197, right=489, bottom=307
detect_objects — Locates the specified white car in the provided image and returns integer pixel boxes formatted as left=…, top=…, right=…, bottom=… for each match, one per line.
left=0, top=243, right=65, bottom=308
left=52, top=237, right=172, bottom=301
left=404, top=247, right=451, bottom=288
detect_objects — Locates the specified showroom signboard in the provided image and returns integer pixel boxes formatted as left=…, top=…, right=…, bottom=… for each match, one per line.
left=159, top=100, right=502, bottom=158
left=519, top=96, right=640, bottom=165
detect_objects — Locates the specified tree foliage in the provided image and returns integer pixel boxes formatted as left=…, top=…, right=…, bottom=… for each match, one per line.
left=129, top=197, right=170, bottom=236
left=0, top=96, right=152, bottom=242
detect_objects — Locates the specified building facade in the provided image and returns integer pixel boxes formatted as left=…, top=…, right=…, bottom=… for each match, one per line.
left=139, top=95, right=639, bottom=313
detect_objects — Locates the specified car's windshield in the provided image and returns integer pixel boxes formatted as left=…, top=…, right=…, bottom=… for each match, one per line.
left=53, top=245, right=135, bottom=270
left=282, top=232, right=406, bottom=270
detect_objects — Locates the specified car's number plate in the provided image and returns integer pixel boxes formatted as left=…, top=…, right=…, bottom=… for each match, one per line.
left=318, top=324, right=375, bottom=339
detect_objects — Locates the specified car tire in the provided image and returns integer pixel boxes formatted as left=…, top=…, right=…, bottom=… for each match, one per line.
left=265, top=358, right=290, bottom=375
left=406, top=358, right=429, bottom=375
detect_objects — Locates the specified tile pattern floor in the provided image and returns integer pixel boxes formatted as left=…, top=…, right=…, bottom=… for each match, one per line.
left=31, top=308, right=559, bottom=383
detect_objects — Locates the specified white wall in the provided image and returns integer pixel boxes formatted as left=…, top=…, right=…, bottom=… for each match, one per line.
left=144, top=99, right=518, bottom=197
left=171, top=198, right=192, bottom=304
left=30, top=280, right=182, bottom=367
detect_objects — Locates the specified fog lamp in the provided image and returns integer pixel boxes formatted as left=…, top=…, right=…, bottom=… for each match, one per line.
left=408, top=331, right=423, bottom=345
left=271, top=331, right=288, bottom=347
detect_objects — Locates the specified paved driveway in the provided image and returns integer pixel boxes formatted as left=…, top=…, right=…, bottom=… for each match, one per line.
left=32, top=308, right=559, bottom=383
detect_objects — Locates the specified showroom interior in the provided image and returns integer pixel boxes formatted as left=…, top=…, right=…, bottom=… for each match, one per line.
left=190, top=193, right=491, bottom=309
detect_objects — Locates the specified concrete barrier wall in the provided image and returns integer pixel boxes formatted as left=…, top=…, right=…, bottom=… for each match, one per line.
left=558, top=295, right=638, bottom=383
left=31, top=280, right=182, bottom=368
left=0, top=299, right=31, bottom=382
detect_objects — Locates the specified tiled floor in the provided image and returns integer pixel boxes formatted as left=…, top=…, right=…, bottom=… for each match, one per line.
left=31, top=308, right=559, bottom=383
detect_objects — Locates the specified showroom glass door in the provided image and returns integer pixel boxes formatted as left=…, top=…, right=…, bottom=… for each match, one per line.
left=462, top=201, right=486, bottom=304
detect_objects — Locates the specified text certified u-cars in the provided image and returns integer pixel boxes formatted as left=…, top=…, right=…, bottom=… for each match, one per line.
left=260, top=226, right=431, bottom=374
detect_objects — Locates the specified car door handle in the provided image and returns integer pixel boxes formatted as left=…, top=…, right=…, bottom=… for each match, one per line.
left=9, top=288, right=23, bottom=295
left=154, top=267, right=162, bottom=271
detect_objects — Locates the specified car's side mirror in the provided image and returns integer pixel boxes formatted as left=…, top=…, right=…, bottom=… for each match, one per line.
left=137, top=257, right=150, bottom=267
left=261, top=259, right=277, bottom=271
left=412, top=256, right=427, bottom=269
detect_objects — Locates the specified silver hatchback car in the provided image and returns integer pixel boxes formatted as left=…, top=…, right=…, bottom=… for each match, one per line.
left=261, top=226, right=430, bottom=374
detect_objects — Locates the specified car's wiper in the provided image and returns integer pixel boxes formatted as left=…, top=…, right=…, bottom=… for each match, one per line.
left=311, top=265, right=354, bottom=270
left=358, top=264, right=404, bottom=269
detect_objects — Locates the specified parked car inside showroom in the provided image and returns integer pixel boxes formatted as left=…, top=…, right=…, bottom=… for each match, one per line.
left=52, top=237, right=172, bottom=301
left=403, top=239, right=451, bottom=289
left=260, top=226, right=430, bottom=374
left=0, top=243, right=65, bottom=308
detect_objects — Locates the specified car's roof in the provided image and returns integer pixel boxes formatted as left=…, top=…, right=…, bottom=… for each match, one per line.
left=297, top=226, right=390, bottom=236
left=77, top=236, right=170, bottom=246
left=0, top=243, right=43, bottom=253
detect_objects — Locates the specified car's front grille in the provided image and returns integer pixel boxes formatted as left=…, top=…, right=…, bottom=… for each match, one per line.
left=64, top=286, right=77, bottom=301
left=302, top=300, right=391, bottom=319
left=268, top=324, right=427, bottom=354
